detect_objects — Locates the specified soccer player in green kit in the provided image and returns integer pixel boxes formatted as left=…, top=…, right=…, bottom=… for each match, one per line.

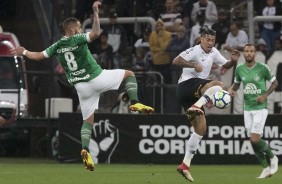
left=228, top=44, right=279, bottom=179
left=11, top=1, right=154, bottom=171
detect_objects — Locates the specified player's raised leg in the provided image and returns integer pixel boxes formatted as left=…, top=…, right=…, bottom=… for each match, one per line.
left=186, top=81, right=223, bottom=120
left=122, top=70, right=154, bottom=114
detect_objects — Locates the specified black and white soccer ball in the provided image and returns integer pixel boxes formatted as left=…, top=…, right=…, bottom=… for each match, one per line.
left=212, top=90, right=231, bottom=109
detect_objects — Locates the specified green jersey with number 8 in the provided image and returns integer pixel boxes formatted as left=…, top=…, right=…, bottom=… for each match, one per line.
left=234, top=62, right=276, bottom=111
left=43, top=32, right=102, bottom=85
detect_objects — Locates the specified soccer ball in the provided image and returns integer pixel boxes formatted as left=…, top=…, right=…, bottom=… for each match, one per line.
left=212, top=90, right=231, bottom=109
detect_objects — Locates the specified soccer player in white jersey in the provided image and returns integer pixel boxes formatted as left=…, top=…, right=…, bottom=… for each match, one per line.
left=11, top=1, right=154, bottom=171
left=228, top=44, right=279, bottom=179
left=173, top=28, right=240, bottom=181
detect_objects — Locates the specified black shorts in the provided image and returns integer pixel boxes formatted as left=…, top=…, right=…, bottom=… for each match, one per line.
left=177, top=78, right=212, bottom=111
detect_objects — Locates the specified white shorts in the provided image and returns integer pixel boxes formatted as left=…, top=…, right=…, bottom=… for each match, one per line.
left=244, top=109, right=268, bottom=137
left=74, top=69, right=125, bottom=120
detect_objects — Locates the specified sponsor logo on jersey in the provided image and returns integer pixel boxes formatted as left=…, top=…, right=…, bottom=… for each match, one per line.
left=244, top=83, right=261, bottom=94
left=57, top=46, right=78, bottom=54
left=71, top=68, right=86, bottom=76
left=68, top=74, right=90, bottom=83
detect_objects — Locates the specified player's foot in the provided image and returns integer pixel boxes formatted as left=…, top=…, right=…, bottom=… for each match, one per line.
left=129, top=103, right=154, bottom=114
left=257, top=167, right=271, bottom=179
left=177, top=162, right=194, bottom=182
left=81, top=149, right=94, bottom=171
left=186, top=105, right=204, bottom=121
left=270, top=155, right=279, bottom=175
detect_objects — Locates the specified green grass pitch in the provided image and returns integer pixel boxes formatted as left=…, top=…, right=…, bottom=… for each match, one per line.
left=0, top=158, right=280, bottom=184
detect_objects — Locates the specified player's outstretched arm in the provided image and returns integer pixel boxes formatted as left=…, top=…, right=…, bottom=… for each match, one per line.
left=223, top=50, right=240, bottom=69
left=11, top=46, right=45, bottom=61
left=89, top=1, right=102, bottom=41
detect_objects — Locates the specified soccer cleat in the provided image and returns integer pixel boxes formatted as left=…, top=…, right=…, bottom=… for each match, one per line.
left=177, top=162, right=194, bottom=182
left=270, top=155, right=279, bottom=175
left=81, top=149, right=95, bottom=171
left=257, top=167, right=271, bottom=179
left=129, top=103, right=154, bottom=114
left=186, top=105, right=204, bottom=121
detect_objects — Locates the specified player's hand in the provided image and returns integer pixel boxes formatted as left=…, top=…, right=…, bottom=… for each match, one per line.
left=227, top=88, right=236, bottom=97
left=256, top=95, right=267, bottom=103
left=92, top=1, right=102, bottom=13
left=10, top=47, right=25, bottom=56
left=195, top=64, right=203, bottom=73
left=230, top=49, right=240, bottom=63
left=0, top=116, right=6, bottom=126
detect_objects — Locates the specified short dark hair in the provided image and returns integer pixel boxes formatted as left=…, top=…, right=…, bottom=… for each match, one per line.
left=200, top=27, right=216, bottom=37
left=63, top=17, right=79, bottom=33
left=244, top=43, right=256, bottom=51
left=100, top=30, right=108, bottom=37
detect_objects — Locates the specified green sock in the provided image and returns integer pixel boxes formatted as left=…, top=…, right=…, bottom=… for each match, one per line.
left=124, top=76, right=139, bottom=104
left=259, top=139, right=274, bottom=159
left=252, top=142, right=268, bottom=168
left=80, top=122, right=93, bottom=149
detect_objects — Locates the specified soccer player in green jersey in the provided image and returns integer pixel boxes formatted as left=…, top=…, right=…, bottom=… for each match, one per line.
left=11, top=1, right=154, bottom=171
left=228, top=44, right=279, bottom=179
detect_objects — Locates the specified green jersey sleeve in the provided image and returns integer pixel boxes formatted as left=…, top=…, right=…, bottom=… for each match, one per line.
left=262, top=63, right=276, bottom=82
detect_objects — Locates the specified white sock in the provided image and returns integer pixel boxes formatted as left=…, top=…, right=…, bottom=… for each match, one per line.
left=194, top=85, right=222, bottom=108
left=183, top=132, right=203, bottom=166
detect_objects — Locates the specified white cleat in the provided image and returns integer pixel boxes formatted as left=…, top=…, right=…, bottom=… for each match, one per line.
left=270, top=155, right=279, bottom=175
left=257, top=167, right=271, bottom=179
left=177, top=162, right=194, bottom=182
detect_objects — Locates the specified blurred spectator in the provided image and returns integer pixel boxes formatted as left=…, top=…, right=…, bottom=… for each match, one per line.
left=191, top=0, right=218, bottom=27
left=53, top=0, right=76, bottom=25
left=165, top=25, right=190, bottom=84
left=147, top=0, right=166, bottom=20
left=115, top=0, right=149, bottom=17
left=274, top=36, right=282, bottom=50
left=132, top=46, right=151, bottom=71
left=258, top=0, right=282, bottom=52
left=166, top=25, right=190, bottom=59
left=115, top=0, right=150, bottom=43
left=256, top=38, right=269, bottom=59
left=99, top=0, right=116, bottom=17
left=212, top=9, right=230, bottom=49
left=102, top=9, right=130, bottom=69
left=0, top=25, right=3, bottom=33
left=149, top=18, right=172, bottom=83
left=173, top=0, right=184, bottom=14
left=159, top=0, right=183, bottom=36
left=223, top=22, right=248, bottom=52
left=93, top=30, right=114, bottom=69
left=134, top=28, right=151, bottom=52
left=190, top=11, right=210, bottom=47
left=182, top=0, right=198, bottom=29
left=75, top=0, right=94, bottom=23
